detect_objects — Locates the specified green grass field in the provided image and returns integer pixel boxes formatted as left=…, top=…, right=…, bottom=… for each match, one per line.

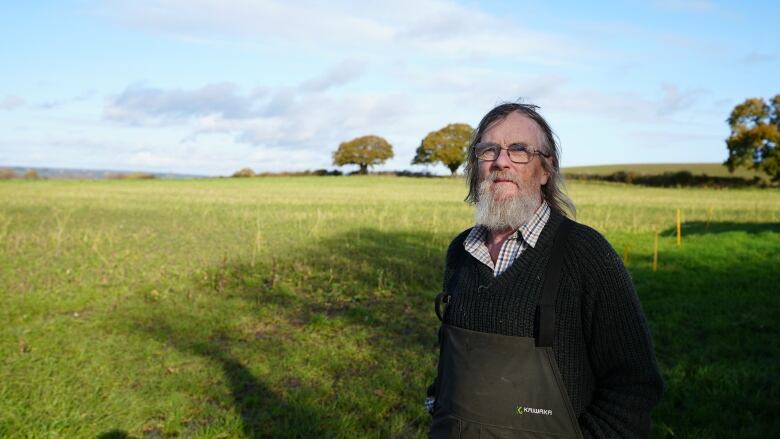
left=1, top=177, right=778, bottom=438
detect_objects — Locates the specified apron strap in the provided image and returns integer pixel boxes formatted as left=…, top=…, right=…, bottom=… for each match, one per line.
left=536, top=217, right=574, bottom=348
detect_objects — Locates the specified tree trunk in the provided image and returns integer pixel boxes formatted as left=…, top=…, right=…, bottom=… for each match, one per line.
left=448, top=163, right=459, bottom=175
left=359, top=163, right=368, bottom=174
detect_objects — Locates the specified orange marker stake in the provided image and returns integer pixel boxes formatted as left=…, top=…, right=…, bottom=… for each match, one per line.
left=676, top=208, right=681, bottom=246
left=653, top=230, right=659, bottom=272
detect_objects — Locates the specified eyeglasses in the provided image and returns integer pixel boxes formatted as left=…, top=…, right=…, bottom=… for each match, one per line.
left=474, top=142, right=550, bottom=164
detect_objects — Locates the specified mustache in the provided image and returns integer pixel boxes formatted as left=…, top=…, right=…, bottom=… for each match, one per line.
left=483, top=171, right=521, bottom=185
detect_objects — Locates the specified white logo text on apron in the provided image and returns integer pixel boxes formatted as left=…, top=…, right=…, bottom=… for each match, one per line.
left=516, top=405, right=553, bottom=416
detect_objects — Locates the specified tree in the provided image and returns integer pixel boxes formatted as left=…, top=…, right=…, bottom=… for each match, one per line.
left=412, top=123, right=473, bottom=175
left=0, top=168, right=18, bottom=179
left=725, top=94, right=780, bottom=182
left=232, top=167, right=255, bottom=178
left=333, top=135, right=394, bottom=174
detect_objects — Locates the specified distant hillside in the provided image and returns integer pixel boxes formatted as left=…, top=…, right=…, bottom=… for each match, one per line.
left=562, top=163, right=765, bottom=180
left=0, top=166, right=205, bottom=179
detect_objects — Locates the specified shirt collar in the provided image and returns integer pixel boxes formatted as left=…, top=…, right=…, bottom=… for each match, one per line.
left=517, top=200, right=550, bottom=248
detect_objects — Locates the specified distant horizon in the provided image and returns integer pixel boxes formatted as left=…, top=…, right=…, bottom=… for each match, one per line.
left=0, top=161, right=743, bottom=179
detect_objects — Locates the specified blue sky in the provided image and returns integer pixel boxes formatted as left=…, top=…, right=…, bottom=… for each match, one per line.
left=1, top=0, right=778, bottom=175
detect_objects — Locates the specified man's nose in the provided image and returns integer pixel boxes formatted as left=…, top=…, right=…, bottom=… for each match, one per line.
left=491, top=147, right=513, bottom=170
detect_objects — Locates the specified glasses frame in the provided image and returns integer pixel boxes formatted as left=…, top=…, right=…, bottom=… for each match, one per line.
left=473, top=142, right=551, bottom=164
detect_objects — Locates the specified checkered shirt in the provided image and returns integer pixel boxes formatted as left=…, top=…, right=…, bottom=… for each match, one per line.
left=464, top=200, right=551, bottom=276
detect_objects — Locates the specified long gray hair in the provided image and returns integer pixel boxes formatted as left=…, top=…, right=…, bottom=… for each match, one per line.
left=463, top=101, right=576, bottom=218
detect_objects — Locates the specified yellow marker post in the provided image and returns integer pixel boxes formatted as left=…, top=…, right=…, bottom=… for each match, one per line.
left=623, top=244, right=630, bottom=265
left=676, top=208, right=682, bottom=246
left=653, top=230, right=659, bottom=272
left=705, top=206, right=713, bottom=232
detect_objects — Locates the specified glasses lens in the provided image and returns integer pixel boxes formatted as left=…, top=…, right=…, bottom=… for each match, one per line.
left=475, top=143, right=498, bottom=161
left=507, top=144, right=530, bottom=163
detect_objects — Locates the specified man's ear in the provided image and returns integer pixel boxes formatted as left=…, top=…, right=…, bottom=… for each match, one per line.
left=541, top=172, right=550, bottom=186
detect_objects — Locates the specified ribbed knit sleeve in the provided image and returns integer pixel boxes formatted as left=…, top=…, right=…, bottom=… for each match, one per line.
left=573, top=226, right=665, bottom=439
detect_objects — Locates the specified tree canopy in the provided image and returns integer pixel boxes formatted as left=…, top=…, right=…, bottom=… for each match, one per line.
left=412, top=123, right=473, bottom=175
left=232, top=167, right=255, bottom=178
left=333, top=135, right=394, bottom=174
left=725, top=94, right=780, bottom=182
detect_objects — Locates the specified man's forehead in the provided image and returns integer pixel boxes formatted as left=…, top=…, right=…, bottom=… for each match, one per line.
left=481, top=112, right=541, bottom=143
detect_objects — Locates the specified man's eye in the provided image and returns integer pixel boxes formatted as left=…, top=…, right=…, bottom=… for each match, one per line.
left=508, top=144, right=528, bottom=152
left=476, top=144, right=498, bottom=153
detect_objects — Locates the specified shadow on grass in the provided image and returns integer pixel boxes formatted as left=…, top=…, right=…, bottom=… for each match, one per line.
left=128, top=228, right=453, bottom=437
left=124, top=224, right=780, bottom=437
left=96, top=430, right=138, bottom=439
left=628, top=225, right=779, bottom=438
left=208, top=228, right=450, bottom=352
left=132, top=315, right=328, bottom=438
left=663, top=221, right=780, bottom=236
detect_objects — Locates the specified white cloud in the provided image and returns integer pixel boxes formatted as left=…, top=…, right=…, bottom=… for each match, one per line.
left=299, top=59, right=367, bottom=92
left=37, top=90, right=96, bottom=110
left=104, top=82, right=256, bottom=124
left=95, top=0, right=584, bottom=65
left=99, top=70, right=718, bottom=175
left=98, top=76, right=419, bottom=174
left=104, top=57, right=411, bottom=153
left=104, top=58, right=371, bottom=125
left=410, top=67, right=567, bottom=107
left=658, top=82, right=706, bottom=115
left=190, top=89, right=411, bottom=147
left=545, top=81, right=709, bottom=124
left=395, top=7, right=581, bottom=65
left=1, top=95, right=24, bottom=110
left=96, top=0, right=396, bottom=46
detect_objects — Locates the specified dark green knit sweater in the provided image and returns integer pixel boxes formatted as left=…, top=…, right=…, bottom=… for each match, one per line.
left=430, top=209, right=665, bottom=439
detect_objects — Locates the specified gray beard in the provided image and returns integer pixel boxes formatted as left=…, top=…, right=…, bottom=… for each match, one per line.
left=474, top=176, right=540, bottom=231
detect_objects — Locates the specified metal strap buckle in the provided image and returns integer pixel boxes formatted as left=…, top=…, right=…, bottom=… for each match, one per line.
left=434, top=292, right=450, bottom=322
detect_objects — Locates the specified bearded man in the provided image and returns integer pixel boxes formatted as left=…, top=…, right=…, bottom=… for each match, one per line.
left=426, top=103, right=664, bottom=439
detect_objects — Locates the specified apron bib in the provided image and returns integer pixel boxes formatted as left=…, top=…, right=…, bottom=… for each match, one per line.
left=430, top=218, right=583, bottom=439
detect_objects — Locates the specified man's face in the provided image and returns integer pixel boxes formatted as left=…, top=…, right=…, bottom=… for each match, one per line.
left=477, top=112, right=549, bottom=205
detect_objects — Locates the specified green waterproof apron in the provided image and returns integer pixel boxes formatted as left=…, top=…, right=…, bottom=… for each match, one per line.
left=430, top=218, right=584, bottom=439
